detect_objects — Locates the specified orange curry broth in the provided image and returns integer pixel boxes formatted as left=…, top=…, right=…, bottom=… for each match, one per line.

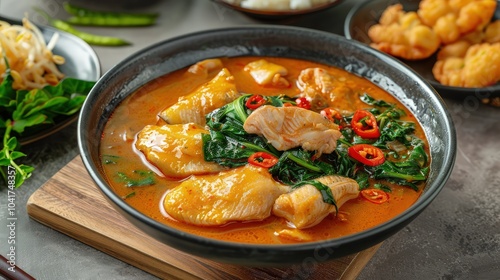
left=100, top=56, right=426, bottom=244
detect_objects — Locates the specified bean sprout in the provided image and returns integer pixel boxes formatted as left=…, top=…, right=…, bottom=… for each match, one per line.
left=0, top=17, right=65, bottom=90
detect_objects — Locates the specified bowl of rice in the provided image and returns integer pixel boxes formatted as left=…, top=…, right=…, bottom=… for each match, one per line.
left=214, top=0, right=343, bottom=18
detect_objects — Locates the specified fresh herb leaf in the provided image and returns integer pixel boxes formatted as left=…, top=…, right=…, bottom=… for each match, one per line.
left=102, top=154, right=120, bottom=165
left=360, top=93, right=392, bottom=107
left=122, top=191, right=136, bottom=199
left=1, top=59, right=96, bottom=188
left=374, top=183, right=392, bottom=193
left=116, top=170, right=155, bottom=187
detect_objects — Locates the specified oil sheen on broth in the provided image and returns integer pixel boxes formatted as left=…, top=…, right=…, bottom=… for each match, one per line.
left=100, top=57, right=429, bottom=244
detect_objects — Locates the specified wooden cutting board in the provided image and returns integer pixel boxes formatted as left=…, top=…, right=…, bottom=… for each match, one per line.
left=27, top=156, right=381, bottom=280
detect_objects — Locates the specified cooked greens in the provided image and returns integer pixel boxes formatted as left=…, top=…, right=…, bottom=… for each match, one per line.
left=202, top=93, right=430, bottom=198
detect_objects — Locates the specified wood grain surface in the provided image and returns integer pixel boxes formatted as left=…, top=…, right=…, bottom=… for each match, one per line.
left=26, top=156, right=381, bottom=280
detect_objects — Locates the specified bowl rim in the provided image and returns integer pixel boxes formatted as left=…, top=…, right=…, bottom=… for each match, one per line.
left=78, top=25, right=456, bottom=258
left=343, top=0, right=500, bottom=98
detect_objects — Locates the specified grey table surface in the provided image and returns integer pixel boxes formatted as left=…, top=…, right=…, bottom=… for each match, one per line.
left=1, top=0, right=500, bottom=279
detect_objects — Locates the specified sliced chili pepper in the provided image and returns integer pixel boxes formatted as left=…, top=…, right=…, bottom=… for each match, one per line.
left=295, top=97, right=311, bottom=110
left=248, top=152, right=278, bottom=168
left=351, top=110, right=380, bottom=139
left=320, top=107, right=342, bottom=122
left=245, top=95, right=266, bottom=110
left=360, top=189, right=389, bottom=204
left=348, top=144, right=385, bottom=166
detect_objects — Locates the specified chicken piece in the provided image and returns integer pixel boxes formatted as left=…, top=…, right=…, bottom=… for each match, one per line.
left=135, top=124, right=224, bottom=178
left=484, top=20, right=500, bottom=43
left=243, top=105, right=341, bottom=156
left=244, top=59, right=290, bottom=87
left=273, top=175, right=359, bottom=229
left=368, top=4, right=441, bottom=60
left=187, top=58, right=223, bottom=75
left=274, top=229, right=313, bottom=242
left=159, top=68, right=241, bottom=126
left=163, top=165, right=290, bottom=226
left=296, top=67, right=334, bottom=110
left=296, top=68, right=358, bottom=113
left=433, top=42, right=500, bottom=87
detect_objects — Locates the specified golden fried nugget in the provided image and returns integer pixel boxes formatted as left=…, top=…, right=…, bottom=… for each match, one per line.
left=433, top=57, right=464, bottom=86
left=456, top=0, right=497, bottom=34
left=368, top=4, right=440, bottom=60
left=436, top=40, right=472, bottom=60
left=418, top=0, right=496, bottom=45
left=484, top=20, right=500, bottom=43
left=418, top=0, right=451, bottom=27
left=433, top=43, right=500, bottom=87
left=433, top=14, right=461, bottom=44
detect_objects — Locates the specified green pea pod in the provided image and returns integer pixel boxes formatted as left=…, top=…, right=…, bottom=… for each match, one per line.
left=66, top=15, right=157, bottom=27
left=33, top=7, right=130, bottom=46
left=63, top=2, right=158, bottom=27
left=51, top=20, right=130, bottom=46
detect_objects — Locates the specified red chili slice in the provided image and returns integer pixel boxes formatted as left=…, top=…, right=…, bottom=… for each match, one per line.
left=295, top=97, right=311, bottom=110
left=351, top=110, right=380, bottom=139
left=360, top=189, right=389, bottom=204
left=348, top=144, right=385, bottom=166
left=248, top=152, right=279, bottom=168
left=320, top=107, right=342, bottom=122
left=245, top=95, right=266, bottom=110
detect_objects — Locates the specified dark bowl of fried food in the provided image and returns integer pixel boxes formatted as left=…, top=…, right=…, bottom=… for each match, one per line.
left=78, top=25, right=456, bottom=266
left=213, top=0, right=344, bottom=18
left=344, top=0, right=500, bottom=99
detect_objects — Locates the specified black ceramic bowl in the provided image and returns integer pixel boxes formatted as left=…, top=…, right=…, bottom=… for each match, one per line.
left=78, top=26, right=456, bottom=266
left=344, top=0, right=500, bottom=99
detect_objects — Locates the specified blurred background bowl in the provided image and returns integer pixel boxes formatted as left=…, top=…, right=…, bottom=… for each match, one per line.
left=78, top=25, right=456, bottom=266
left=212, top=0, right=344, bottom=18
left=344, top=0, right=500, bottom=98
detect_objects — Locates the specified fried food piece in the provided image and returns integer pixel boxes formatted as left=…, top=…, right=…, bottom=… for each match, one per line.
left=368, top=4, right=440, bottom=60
left=418, top=0, right=496, bottom=44
left=433, top=43, right=500, bottom=87
left=455, top=0, right=496, bottom=34
left=484, top=20, right=500, bottom=43
left=436, top=40, right=471, bottom=60
left=418, top=0, right=452, bottom=27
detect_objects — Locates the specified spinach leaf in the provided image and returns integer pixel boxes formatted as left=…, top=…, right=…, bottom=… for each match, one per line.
left=269, top=150, right=336, bottom=185
left=116, top=170, right=155, bottom=187
left=360, top=93, right=392, bottom=107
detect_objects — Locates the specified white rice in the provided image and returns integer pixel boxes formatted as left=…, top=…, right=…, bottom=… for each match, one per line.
left=223, top=0, right=336, bottom=11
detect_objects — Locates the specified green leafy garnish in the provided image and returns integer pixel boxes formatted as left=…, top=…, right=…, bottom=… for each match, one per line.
left=116, top=170, right=155, bottom=187
left=1, top=59, right=95, bottom=188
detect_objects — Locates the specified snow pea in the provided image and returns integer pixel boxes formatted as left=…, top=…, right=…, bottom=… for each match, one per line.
left=50, top=20, right=130, bottom=46
left=34, top=7, right=130, bottom=46
left=63, top=2, right=158, bottom=27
